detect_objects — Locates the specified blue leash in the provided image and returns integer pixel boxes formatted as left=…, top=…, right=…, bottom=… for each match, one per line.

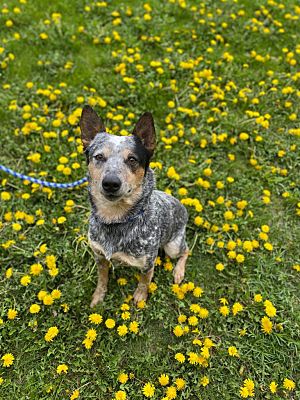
left=0, top=164, right=87, bottom=189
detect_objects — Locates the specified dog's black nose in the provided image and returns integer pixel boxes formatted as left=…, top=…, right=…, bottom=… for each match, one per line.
left=102, top=175, right=121, bottom=193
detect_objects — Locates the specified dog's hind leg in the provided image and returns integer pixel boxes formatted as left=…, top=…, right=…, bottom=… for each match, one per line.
left=164, top=228, right=189, bottom=284
left=90, top=257, right=110, bottom=307
left=173, top=248, right=189, bottom=284
left=133, top=266, right=154, bottom=305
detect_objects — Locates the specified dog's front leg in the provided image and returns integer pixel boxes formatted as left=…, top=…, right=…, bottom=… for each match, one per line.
left=90, top=256, right=110, bottom=307
left=133, top=266, right=154, bottom=305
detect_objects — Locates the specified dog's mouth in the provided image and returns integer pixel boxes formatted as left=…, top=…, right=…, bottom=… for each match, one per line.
left=103, top=193, right=122, bottom=202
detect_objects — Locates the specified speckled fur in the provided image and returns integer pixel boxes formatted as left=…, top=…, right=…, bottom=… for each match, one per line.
left=88, top=165, right=188, bottom=272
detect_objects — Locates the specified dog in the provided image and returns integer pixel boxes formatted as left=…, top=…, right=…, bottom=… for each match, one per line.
left=79, top=105, right=189, bottom=307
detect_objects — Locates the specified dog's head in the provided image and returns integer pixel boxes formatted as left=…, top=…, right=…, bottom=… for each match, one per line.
left=79, top=105, right=156, bottom=203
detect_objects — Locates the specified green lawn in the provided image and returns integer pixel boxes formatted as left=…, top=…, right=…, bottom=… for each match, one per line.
left=0, top=0, right=299, bottom=399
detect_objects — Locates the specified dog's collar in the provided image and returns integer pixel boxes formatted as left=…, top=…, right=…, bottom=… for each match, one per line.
left=125, top=207, right=144, bottom=223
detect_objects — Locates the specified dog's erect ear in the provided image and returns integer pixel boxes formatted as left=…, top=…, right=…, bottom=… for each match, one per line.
left=80, top=105, right=106, bottom=149
left=132, top=112, right=156, bottom=156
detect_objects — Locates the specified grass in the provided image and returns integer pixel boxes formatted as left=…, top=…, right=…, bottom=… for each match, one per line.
left=0, top=0, right=300, bottom=399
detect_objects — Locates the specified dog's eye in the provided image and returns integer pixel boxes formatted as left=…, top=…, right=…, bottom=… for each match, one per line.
left=94, top=154, right=105, bottom=162
left=128, top=156, right=138, bottom=164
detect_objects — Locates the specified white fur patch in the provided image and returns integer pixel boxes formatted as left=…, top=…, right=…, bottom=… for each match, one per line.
left=164, top=232, right=184, bottom=258
left=112, top=252, right=147, bottom=268
left=88, top=235, right=147, bottom=269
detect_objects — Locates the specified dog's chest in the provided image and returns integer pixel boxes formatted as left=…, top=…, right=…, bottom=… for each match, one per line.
left=88, top=238, right=147, bottom=269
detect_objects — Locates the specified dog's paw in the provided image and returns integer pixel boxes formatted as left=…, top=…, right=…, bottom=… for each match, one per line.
left=133, top=285, right=148, bottom=305
left=173, top=266, right=185, bottom=284
left=90, top=290, right=106, bottom=307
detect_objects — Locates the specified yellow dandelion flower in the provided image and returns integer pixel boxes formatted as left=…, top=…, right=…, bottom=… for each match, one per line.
left=178, top=314, right=187, bottom=323
left=105, top=319, right=116, bottom=329
left=129, top=321, right=139, bottom=334
left=166, top=386, right=177, bottom=399
left=82, top=338, right=93, bottom=349
left=142, top=382, right=155, bottom=398
left=43, top=294, right=54, bottom=306
left=269, top=381, right=277, bottom=393
left=114, top=390, right=126, bottom=400
left=2, top=353, right=14, bottom=367
left=29, top=304, right=40, bottom=314
left=156, top=373, right=169, bottom=387
left=20, top=275, right=31, bottom=286
left=175, top=378, right=185, bottom=390
left=236, top=254, right=245, bottom=263
left=203, top=338, right=214, bottom=348
left=254, top=294, right=262, bottom=302
left=1, top=192, right=11, bottom=201
left=174, top=353, right=185, bottom=363
left=7, top=309, right=18, bottom=320
left=239, top=386, right=249, bottom=398
left=48, top=267, right=59, bottom=277
left=137, top=300, right=146, bottom=309
left=173, top=325, right=184, bottom=337
left=232, top=303, right=244, bottom=316
left=86, top=329, right=97, bottom=341
left=45, top=255, right=56, bottom=269
left=264, top=242, right=273, bottom=251
left=30, top=263, right=43, bottom=276
left=198, top=307, right=209, bottom=318
left=44, top=326, right=59, bottom=342
left=57, top=216, right=66, bottom=224
left=37, top=290, right=47, bottom=301
left=188, top=315, right=198, bottom=326
left=219, top=305, right=230, bottom=316
left=264, top=300, right=276, bottom=317
left=261, top=316, right=273, bottom=334
left=283, top=378, right=295, bottom=391
left=188, top=352, right=199, bottom=365
left=12, top=223, right=22, bottom=231
left=216, top=262, right=225, bottom=271
left=57, top=364, right=68, bottom=374
left=5, top=268, right=13, bottom=279
left=148, top=282, right=157, bottom=293
left=70, top=389, right=80, bottom=400
left=89, top=313, right=103, bottom=324
left=228, top=346, right=239, bottom=357
left=117, top=325, right=128, bottom=337
left=118, top=372, right=128, bottom=384
left=40, top=243, right=48, bottom=253
left=51, top=289, right=61, bottom=300
left=200, top=376, right=210, bottom=387
left=39, top=32, right=48, bottom=40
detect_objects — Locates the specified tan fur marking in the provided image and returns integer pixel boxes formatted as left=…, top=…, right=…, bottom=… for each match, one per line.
left=88, top=145, right=111, bottom=184
left=90, top=260, right=110, bottom=307
left=173, top=249, right=189, bottom=284
left=91, top=187, right=143, bottom=222
left=121, top=148, right=145, bottom=189
left=122, top=148, right=131, bottom=158
left=133, top=267, right=154, bottom=304
left=88, top=162, right=103, bottom=186
left=133, top=166, right=145, bottom=184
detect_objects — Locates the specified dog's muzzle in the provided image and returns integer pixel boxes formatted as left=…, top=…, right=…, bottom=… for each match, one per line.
left=102, top=174, right=122, bottom=199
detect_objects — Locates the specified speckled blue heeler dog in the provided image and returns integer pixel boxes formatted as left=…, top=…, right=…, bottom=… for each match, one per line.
left=80, top=105, right=189, bottom=307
